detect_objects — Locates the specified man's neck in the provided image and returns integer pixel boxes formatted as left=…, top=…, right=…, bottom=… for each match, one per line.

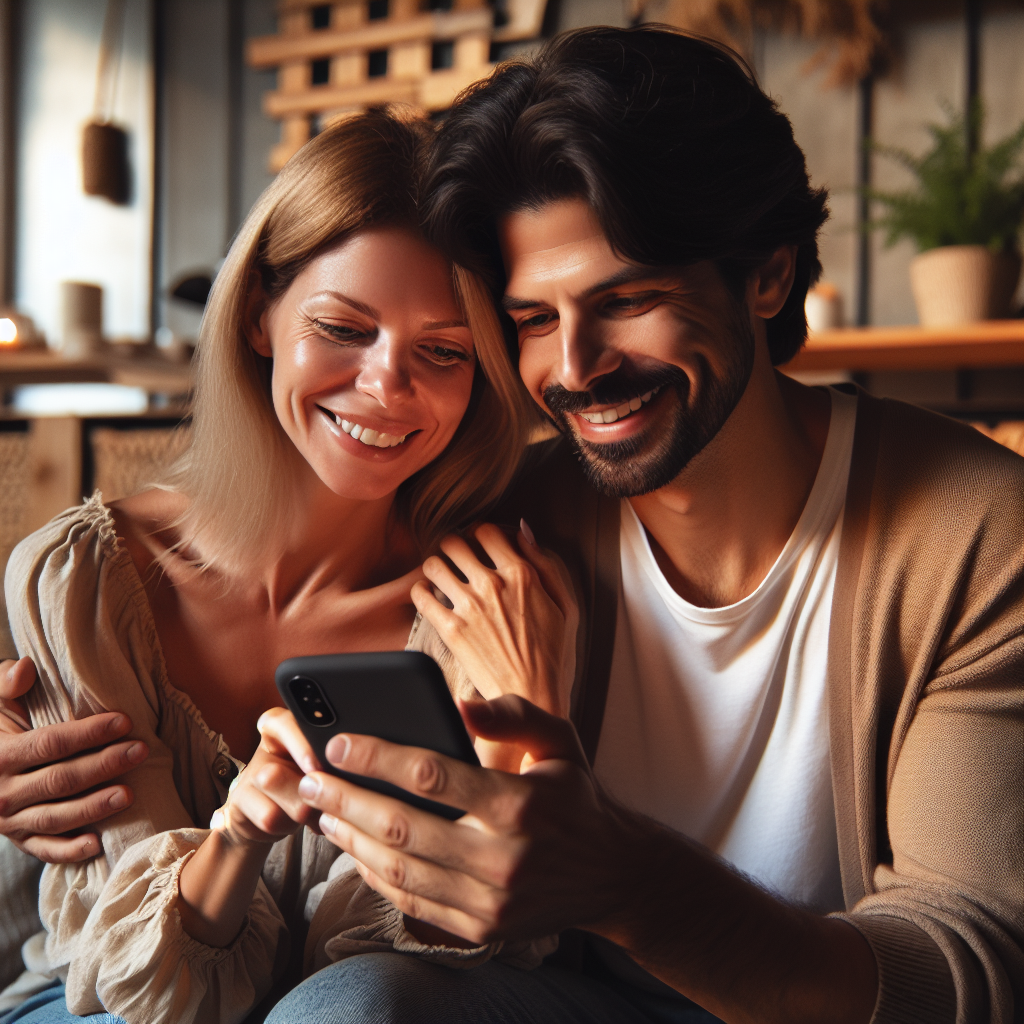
left=628, top=355, right=832, bottom=609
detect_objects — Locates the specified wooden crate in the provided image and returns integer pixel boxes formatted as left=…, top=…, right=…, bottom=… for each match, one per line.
left=248, top=0, right=547, bottom=171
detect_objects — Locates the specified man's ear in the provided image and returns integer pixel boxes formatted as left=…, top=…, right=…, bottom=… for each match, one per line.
left=244, top=271, right=273, bottom=358
left=748, top=245, right=798, bottom=320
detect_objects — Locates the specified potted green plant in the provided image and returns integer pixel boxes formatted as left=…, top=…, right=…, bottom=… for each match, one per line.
left=868, top=104, right=1024, bottom=325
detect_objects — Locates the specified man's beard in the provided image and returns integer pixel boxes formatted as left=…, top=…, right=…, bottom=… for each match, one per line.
left=541, top=313, right=755, bottom=498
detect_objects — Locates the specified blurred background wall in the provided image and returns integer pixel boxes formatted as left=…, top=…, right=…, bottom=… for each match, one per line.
left=2, top=0, right=1021, bottom=345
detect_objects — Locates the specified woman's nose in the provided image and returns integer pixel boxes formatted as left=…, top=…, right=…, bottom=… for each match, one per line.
left=354, top=333, right=414, bottom=406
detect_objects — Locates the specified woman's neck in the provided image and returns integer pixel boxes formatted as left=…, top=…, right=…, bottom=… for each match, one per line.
left=251, top=466, right=421, bottom=615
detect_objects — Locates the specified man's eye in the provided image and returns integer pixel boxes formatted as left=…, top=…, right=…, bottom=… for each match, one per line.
left=519, top=312, right=554, bottom=330
left=604, top=295, right=647, bottom=312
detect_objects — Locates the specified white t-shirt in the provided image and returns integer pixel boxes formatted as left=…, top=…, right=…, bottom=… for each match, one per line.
left=593, top=387, right=857, bottom=913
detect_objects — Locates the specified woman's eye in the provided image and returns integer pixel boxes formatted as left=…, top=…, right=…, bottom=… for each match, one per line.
left=424, top=344, right=469, bottom=365
left=314, top=319, right=364, bottom=342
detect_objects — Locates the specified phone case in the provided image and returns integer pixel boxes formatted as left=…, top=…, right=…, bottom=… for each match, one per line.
left=275, top=651, right=479, bottom=820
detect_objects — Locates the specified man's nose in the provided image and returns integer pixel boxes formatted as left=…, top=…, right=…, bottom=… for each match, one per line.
left=355, top=334, right=413, bottom=406
left=555, top=311, right=621, bottom=394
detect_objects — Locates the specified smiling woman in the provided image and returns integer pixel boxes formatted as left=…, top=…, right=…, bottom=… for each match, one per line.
left=0, top=107, right=575, bottom=1024
left=173, top=110, right=529, bottom=574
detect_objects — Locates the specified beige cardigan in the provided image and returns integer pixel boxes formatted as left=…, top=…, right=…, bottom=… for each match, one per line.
left=499, top=388, right=1024, bottom=1024
left=4, top=497, right=552, bottom=1024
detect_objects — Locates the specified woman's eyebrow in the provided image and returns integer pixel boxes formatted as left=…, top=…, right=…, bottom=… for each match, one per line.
left=422, top=318, right=467, bottom=330
left=314, top=291, right=381, bottom=319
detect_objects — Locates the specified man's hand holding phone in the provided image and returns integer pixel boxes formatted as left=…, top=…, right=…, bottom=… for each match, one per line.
left=291, top=694, right=635, bottom=946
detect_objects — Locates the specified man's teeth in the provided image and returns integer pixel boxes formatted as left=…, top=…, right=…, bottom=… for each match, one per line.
left=326, top=409, right=409, bottom=448
left=579, top=387, right=661, bottom=424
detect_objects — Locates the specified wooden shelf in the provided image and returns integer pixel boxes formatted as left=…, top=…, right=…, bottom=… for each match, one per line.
left=782, top=321, right=1024, bottom=372
left=0, top=348, right=193, bottom=394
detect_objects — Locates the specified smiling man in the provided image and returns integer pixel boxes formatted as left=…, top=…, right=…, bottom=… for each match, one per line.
left=262, top=25, right=1024, bottom=1024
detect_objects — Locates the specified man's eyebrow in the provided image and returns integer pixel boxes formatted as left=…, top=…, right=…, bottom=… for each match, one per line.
left=502, top=265, right=670, bottom=311
left=421, top=318, right=467, bottom=330
left=501, top=295, right=541, bottom=312
left=582, top=265, right=667, bottom=297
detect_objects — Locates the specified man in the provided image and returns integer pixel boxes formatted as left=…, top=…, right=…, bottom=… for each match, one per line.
left=3, top=26, right=1022, bottom=1024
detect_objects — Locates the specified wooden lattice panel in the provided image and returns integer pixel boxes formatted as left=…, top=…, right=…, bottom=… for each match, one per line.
left=249, top=0, right=547, bottom=171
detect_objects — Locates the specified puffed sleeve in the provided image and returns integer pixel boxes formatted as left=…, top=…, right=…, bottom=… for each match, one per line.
left=5, top=499, right=290, bottom=1024
left=58, top=829, right=288, bottom=1024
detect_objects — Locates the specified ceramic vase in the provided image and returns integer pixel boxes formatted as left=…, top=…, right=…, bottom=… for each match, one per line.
left=909, top=245, right=1022, bottom=325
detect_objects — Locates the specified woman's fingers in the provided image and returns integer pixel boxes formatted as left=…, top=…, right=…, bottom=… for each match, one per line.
left=257, top=706, right=320, bottom=774
left=421, top=552, right=473, bottom=607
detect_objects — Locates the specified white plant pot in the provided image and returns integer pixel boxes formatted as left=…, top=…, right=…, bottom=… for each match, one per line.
left=909, top=245, right=1022, bottom=326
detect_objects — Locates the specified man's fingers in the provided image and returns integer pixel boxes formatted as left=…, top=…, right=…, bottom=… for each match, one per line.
left=350, top=854, right=496, bottom=946
left=319, top=731, right=529, bottom=830
left=2, top=738, right=146, bottom=816
left=19, top=832, right=103, bottom=864
left=0, top=712, right=136, bottom=775
left=298, top=771, right=511, bottom=883
left=321, top=810, right=502, bottom=926
left=459, top=695, right=588, bottom=769
left=257, top=707, right=320, bottom=774
left=0, top=657, right=37, bottom=700
left=6, top=783, right=133, bottom=837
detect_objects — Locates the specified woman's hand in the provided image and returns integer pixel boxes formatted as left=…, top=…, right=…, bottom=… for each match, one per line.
left=211, top=707, right=322, bottom=846
left=411, top=521, right=579, bottom=719
left=179, top=707, right=322, bottom=948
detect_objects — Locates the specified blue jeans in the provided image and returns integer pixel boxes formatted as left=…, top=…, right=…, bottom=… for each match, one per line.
left=0, top=982, right=125, bottom=1024
left=265, top=953, right=723, bottom=1024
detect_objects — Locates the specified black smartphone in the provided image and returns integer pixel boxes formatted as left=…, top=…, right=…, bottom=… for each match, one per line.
left=275, top=651, right=480, bottom=821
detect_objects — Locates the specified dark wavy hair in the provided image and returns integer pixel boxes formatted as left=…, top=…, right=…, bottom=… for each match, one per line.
left=424, top=25, right=830, bottom=365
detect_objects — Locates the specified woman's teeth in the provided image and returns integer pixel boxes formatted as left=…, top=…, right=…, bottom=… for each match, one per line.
left=324, top=409, right=409, bottom=448
left=579, top=387, right=661, bottom=425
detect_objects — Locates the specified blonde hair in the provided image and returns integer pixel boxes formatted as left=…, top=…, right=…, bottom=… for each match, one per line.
left=168, top=109, right=531, bottom=573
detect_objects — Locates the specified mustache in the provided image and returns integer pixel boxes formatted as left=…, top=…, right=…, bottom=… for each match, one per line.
left=542, top=364, right=688, bottom=417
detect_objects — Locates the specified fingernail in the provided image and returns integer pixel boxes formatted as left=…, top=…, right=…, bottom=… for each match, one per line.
left=520, top=518, right=537, bottom=547
left=80, top=838, right=98, bottom=857
left=108, top=789, right=129, bottom=810
left=126, top=742, right=146, bottom=763
left=298, top=775, right=321, bottom=800
left=325, top=734, right=351, bottom=766
left=320, top=813, right=337, bottom=835
left=108, top=714, right=127, bottom=734
left=210, top=808, right=225, bottom=830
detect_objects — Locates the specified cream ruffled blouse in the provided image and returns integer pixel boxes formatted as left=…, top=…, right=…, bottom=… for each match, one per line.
left=5, top=496, right=554, bottom=1024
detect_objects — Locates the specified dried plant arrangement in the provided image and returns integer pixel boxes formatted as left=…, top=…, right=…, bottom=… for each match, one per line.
left=633, top=0, right=885, bottom=87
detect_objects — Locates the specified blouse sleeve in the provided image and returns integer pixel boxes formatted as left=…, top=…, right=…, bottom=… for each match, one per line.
left=5, top=500, right=289, bottom=1024
left=304, top=855, right=557, bottom=976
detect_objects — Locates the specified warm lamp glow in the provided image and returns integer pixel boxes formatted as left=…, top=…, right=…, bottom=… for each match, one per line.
left=0, top=318, right=17, bottom=344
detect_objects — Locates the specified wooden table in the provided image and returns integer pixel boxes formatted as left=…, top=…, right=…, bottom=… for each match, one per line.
left=781, top=320, right=1024, bottom=373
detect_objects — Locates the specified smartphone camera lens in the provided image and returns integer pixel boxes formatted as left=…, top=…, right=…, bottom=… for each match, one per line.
left=289, top=677, right=337, bottom=727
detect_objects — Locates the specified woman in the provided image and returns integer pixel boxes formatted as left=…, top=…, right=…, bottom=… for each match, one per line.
left=1, top=109, right=576, bottom=1024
